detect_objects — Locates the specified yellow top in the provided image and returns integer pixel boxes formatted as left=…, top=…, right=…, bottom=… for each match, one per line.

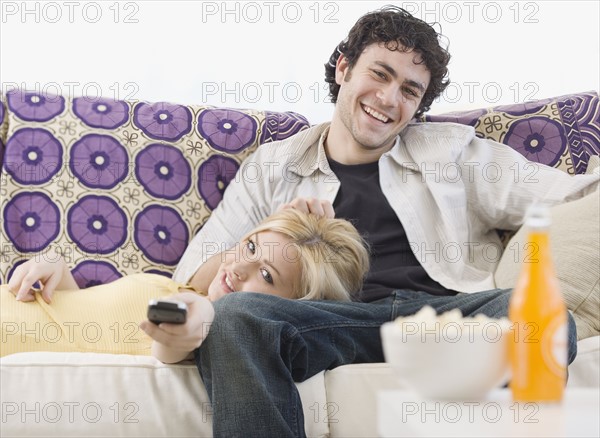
left=0, top=273, right=202, bottom=357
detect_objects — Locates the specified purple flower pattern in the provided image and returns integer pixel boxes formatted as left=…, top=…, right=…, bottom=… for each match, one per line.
left=197, top=155, right=239, bottom=210
left=70, top=134, right=129, bottom=189
left=4, top=192, right=60, bottom=252
left=4, top=128, right=63, bottom=184
left=504, top=117, right=566, bottom=167
left=0, top=99, right=5, bottom=125
left=198, top=109, right=258, bottom=152
left=73, top=97, right=129, bottom=129
left=6, top=89, right=65, bottom=122
left=133, top=102, right=192, bottom=141
left=134, top=206, right=189, bottom=265
left=67, top=196, right=128, bottom=254
left=135, top=144, right=191, bottom=200
left=72, top=261, right=122, bottom=288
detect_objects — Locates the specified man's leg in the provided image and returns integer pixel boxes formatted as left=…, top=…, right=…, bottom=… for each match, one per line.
left=196, top=288, right=576, bottom=437
left=196, top=292, right=395, bottom=437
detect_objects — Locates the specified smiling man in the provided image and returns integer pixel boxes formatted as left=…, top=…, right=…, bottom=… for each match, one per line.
left=326, top=44, right=431, bottom=163
left=170, top=6, right=598, bottom=437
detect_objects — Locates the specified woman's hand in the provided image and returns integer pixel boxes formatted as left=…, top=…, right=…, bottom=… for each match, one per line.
left=140, top=291, right=215, bottom=364
left=278, top=197, right=335, bottom=218
left=7, top=258, right=78, bottom=304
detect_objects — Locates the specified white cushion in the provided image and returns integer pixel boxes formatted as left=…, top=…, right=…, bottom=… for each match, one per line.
left=2, top=339, right=598, bottom=437
left=0, top=352, right=329, bottom=437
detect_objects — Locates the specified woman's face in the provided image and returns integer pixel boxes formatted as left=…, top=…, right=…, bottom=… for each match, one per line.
left=207, top=231, right=301, bottom=301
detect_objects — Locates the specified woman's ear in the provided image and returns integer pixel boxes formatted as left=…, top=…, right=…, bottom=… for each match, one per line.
left=335, top=54, right=349, bottom=86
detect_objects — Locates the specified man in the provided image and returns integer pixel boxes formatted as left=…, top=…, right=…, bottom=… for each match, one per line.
left=164, top=6, right=596, bottom=437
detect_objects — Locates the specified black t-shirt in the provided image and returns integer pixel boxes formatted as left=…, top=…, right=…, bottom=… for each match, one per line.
left=328, top=158, right=459, bottom=302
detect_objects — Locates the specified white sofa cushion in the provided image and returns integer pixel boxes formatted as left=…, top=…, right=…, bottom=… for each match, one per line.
left=1, top=339, right=598, bottom=437
left=324, top=363, right=405, bottom=437
left=0, top=352, right=329, bottom=437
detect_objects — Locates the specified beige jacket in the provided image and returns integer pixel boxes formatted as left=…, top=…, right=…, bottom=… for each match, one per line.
left=173, top=122, right=598, bottom=294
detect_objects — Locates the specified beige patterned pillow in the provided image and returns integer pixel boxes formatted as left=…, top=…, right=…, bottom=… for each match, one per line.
left=495, top=160, right=599, bottom=340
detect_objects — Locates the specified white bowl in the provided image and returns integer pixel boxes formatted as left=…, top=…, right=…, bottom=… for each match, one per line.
left=381, top=315, right=510, bottom=400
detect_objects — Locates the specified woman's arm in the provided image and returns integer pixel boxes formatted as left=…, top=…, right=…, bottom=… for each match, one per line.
left=143, top=252, right=221, bottom=364
left=140, top=291, right=215, bottom=364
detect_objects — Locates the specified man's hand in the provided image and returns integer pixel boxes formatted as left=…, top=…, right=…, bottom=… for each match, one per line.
left=278, top=197, right=335, bottom=218
left=7, top=258, right=79, bottom=304
left=140, top=292, right=215, bottom=364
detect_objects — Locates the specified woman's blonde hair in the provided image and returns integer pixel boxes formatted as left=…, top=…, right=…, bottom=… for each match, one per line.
left=244, top=209, right=370, bottom=301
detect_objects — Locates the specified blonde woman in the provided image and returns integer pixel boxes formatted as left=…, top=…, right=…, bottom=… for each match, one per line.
left=1, top=209, right=369, bottom=362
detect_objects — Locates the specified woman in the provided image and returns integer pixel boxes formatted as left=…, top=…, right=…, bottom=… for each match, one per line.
left=1, top=209, right=369, bottom=362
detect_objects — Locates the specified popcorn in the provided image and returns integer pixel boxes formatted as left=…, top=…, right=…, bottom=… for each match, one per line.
left=393, top=306, right=511, bottom=343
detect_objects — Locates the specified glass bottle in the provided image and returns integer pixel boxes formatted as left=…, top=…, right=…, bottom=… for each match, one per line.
left=509, top=204, right=567, bottom=402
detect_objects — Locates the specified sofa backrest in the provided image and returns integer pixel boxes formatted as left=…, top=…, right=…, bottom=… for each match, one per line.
left=422, top=90, right=599, bottom=175
left=0, top=89, right=598, bottom=287
left=0, top=89, right=309, bottom=286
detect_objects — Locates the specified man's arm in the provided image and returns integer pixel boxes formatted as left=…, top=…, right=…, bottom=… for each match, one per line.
left=460, top=136, right=599, bottom=230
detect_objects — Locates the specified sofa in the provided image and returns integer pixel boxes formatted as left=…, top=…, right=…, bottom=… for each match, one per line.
left=0, top=88, right=598, bottom=437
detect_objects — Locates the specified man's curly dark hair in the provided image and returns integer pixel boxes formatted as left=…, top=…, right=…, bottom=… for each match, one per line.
left=324, top=6, right=450, bottom=118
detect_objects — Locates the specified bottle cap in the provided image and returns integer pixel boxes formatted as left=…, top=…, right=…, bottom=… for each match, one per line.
left=525, top=203, right=551, bottom=228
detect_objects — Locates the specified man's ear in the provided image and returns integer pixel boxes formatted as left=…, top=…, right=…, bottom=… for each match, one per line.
left=335, top=54, right=349, bottom=86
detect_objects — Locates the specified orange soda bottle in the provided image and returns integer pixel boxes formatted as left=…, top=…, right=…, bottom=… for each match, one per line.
left=508, top=204, right=567, bottom=402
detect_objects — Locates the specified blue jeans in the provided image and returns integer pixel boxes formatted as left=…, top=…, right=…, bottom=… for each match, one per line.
left=194, top=289, right=577, bottom=437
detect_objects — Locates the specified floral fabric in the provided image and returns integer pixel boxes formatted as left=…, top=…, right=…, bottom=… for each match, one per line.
left=423, top=91, right=600, bottom=175
left=0, top=89, right=310, bottom=287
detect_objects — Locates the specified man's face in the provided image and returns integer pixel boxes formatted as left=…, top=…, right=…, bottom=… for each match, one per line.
left=329, top=43, right=431, bottom=163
